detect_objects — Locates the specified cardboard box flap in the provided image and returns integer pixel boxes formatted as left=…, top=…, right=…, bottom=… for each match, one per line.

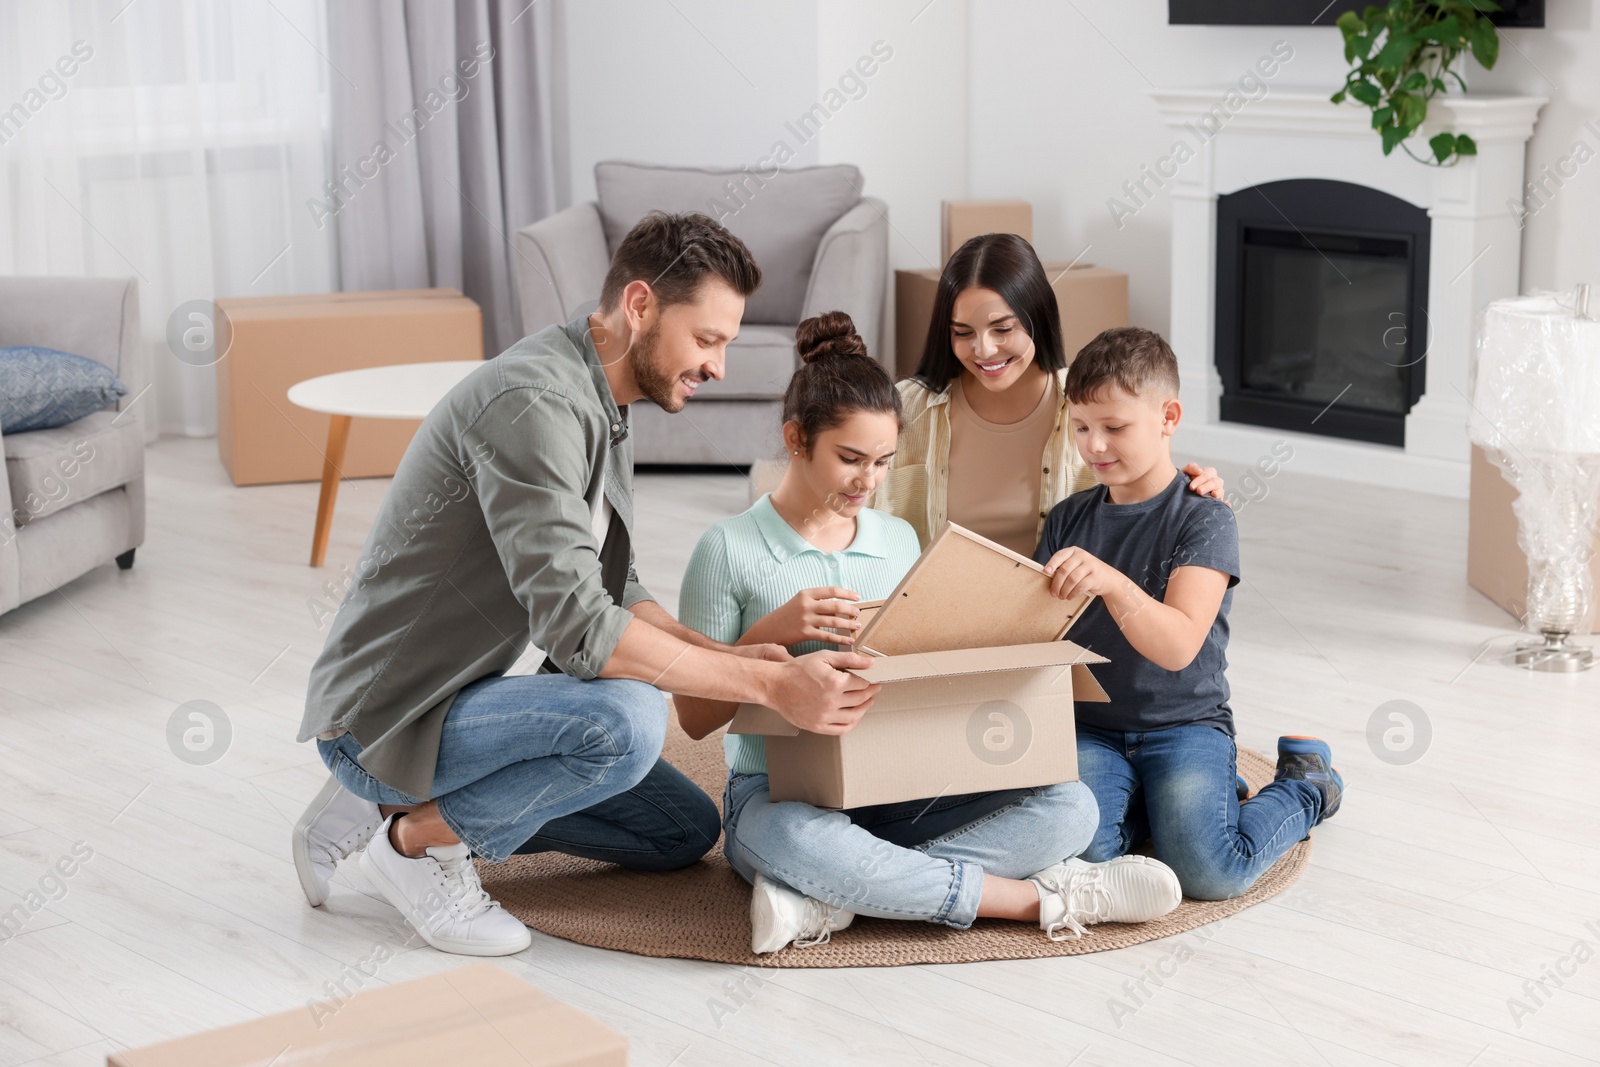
left=728, top=702, right=800, bottom=737
left=856, top=523, right=1091, bottom=656
left=1072, top=661, right=1111, bottom=703
left=855, top=640, right=1106, bottom=685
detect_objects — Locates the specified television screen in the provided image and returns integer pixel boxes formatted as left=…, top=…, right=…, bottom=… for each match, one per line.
left=1167, top=1, right=1543, bottom=27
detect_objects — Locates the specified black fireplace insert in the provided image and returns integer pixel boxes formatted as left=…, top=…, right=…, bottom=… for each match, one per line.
left=1214, top=178, right=1431, bottom=447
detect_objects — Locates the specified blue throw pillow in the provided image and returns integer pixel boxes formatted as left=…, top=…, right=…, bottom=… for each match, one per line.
left=0, top=345, right=130, bottom=435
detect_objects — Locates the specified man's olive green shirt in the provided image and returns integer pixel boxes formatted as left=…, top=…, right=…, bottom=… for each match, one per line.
left=297, top=317, right=652, bottom=799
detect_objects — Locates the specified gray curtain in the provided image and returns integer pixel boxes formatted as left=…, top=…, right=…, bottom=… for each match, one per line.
left=327, top=0, right=567, bottom=356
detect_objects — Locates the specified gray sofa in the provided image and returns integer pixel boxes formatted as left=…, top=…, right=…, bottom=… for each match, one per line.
left=1, top=276, right=147, bottom=615
left=513, top=161, right=889, bottom=466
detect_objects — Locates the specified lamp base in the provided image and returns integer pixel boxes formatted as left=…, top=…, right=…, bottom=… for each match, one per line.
left=1514, top=631, right=1596, bottom=672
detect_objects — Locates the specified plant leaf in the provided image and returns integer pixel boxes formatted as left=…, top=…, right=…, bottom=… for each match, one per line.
left=1402, top=70, right=1428, bottom=90
left=1397, top=91, right=1428, bottom=130
left=1456, top=133, right=1478, bottom=155
left=1470, top=17, right=1499, bottom=69
left=1337, top=10, right=1366, bottom=35
left=1350, top=80, right=1384, bottom=106
left=1381, top=124, right=1407, bottom=155
left=1429, top=131, right=1457, bottom=163
left=1375, top=32, right=1422, bottom=69
left=1372, top=105, right=1395, bottom=128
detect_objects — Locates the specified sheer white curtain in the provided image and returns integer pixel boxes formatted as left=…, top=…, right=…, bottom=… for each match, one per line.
left=0, top=0, right=334, bottom=438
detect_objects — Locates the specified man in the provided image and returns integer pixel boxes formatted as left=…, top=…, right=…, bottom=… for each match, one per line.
left=294, top=212, right=879, bottom=956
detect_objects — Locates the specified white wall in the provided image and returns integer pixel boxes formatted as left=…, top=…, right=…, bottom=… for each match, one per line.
left=564, top=1, right=1599, bottom=333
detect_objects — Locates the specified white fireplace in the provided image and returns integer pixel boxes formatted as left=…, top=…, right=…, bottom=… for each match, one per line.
left=1149, top=88, right=1545, bottom=497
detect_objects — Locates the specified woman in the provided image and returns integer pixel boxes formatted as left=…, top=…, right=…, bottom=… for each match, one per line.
left=872, top=233, right=1222, bottom=555
left=676, top=311, right=1182, bottom=955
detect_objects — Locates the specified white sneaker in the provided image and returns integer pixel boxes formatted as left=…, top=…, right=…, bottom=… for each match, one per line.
left=1030, top=855, right=1183, bottom=942
left=749, top=872, right=856, bottom=954
left=358, top=816, right=532, bottom=957
left=292, top=775, right=382, bottom=907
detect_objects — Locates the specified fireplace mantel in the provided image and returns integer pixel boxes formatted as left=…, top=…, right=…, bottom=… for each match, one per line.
left=1150, top=89, right=1545, bottom=496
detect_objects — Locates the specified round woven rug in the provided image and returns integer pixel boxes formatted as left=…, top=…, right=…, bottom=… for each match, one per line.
left=479, top=717, right=1312, bottom=967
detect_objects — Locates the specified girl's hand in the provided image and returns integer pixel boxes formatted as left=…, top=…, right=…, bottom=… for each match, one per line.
left=745, top=587, right=863, bottom=648
left=1183, top=462, right=1225, bottom=502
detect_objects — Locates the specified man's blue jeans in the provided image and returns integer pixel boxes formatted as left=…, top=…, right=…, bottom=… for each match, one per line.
left=318, top=673, right=720, bottom=866
left=722, top=773, right=1099, bottom=928
left=1077, top=722, right=1322, bottom=900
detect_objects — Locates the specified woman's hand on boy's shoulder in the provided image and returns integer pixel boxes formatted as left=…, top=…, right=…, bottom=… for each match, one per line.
left=1182, top=462, right=1227, bottom=503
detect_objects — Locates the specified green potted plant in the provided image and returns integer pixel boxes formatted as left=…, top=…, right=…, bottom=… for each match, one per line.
left=1331, top=0, right=1502, bottom=166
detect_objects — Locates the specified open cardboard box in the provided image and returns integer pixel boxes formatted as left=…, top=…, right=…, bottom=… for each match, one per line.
left=729, top=523, right=1109, bottom=808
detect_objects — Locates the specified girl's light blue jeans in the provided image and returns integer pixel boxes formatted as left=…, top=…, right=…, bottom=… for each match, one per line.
left=721, top=772, right=1099, bottom=929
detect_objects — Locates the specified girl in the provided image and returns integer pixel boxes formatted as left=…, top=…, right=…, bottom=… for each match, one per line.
left=676, top=310, right=1182, bottom=954
left=872, top=233, right=1223, bottom=555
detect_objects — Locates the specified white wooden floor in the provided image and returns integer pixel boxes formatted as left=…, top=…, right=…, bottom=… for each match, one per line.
left=2, top=436, right=1597, bottom=1067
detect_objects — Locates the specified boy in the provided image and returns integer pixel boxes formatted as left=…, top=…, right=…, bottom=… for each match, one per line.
left=1032, top=327, right=1342, bottom=900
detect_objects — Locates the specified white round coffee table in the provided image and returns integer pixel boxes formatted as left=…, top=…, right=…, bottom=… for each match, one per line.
left=288, top=361, right=480, bottom=566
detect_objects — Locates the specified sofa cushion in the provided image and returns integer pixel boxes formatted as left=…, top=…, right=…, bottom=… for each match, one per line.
left=5, top=410, right=144, bottom=527
left=595, top=161, right=861, bottom=326
left=692, top=324, right=797, bottom=401
left=0, top=345, right=129, bottom=434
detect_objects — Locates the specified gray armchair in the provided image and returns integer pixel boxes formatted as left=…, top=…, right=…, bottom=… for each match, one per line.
left=514, top=161, right=889, bottom=466
left=1, top=276, right=147, bottom=615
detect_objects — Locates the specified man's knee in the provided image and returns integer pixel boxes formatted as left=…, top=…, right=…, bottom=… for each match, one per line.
left=586, top=679, right=667, bottom=786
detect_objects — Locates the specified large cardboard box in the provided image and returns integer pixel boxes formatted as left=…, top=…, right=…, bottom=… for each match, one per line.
left=1467, top=444, right=1600, bottom=632
left=215, top=289, right=482, bottom=486
left=730, top=523, right=1109, bottom=808
left=940, top=199, right=1033, bottom=265
left=893, top=264, right=1129, bottom=381
left=107, top=964, right=627, bottom=1067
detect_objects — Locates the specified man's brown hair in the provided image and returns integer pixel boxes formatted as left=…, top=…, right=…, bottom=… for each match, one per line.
left=598, top=211, right=761, bottom=313
left=1065, top=326, right=1181, bottom=405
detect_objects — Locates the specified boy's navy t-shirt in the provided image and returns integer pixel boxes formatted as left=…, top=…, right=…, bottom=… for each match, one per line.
left=1032, top=471, right=1240, bottom=736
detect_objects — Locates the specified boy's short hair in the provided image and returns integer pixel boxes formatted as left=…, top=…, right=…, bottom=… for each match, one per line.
left=598, top=211, right=762, bottom=313
left=1065, top=327, right=1181, bottom=405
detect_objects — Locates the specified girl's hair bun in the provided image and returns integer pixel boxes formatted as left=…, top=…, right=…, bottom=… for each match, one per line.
left=795, top=310, right=868, bottom=364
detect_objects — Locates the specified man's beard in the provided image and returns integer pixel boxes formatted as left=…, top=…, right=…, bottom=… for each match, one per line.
left=627, top=322, right=688, bottom=413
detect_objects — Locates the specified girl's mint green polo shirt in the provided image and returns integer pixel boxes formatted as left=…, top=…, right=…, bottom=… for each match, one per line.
left=679, top=493, right=923, bottom=776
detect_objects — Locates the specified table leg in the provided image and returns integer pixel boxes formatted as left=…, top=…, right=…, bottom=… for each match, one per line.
left=310, top=414, right=352, bottom=567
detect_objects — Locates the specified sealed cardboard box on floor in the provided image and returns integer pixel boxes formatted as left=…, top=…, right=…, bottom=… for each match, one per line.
left=1467, top=444, right=1599, bottom=633
left=215, top=288, right=482, bottom=486
left=894, top=264, right=1128, bottom=381
left=940, top=199, right=1033, bottom=265
left=108, top=963, right=627, bottom=1067
left=730, top=523, right=1108, bottom=808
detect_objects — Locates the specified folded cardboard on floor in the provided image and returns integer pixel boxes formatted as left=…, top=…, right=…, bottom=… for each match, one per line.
left=107, top=964, right=627, bottom=1067
left=730, top=523, right=1108, bottom=808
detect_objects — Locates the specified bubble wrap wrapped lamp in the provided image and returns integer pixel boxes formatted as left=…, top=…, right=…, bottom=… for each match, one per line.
left=1469, top=285, right=1600, bottom=672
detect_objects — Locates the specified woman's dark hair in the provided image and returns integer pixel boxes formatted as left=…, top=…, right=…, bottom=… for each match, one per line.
left=783, top=311, right=902, bottom=454
left=911, top=232, right=1066, bottom=393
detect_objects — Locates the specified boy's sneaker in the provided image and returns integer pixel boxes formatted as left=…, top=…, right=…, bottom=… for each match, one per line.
left=359, top=816, right=531, bottom=956
left=749, top=872, right=855, bottom=954
left=1030, top=856, right=1183, bottom=942
left=1276, top=735, right=1344, bottom=824
left=292, top=775, right=382, bottom=907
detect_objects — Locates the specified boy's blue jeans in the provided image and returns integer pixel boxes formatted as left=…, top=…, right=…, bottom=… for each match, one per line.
left=1077, top=722, right=1322, bottom=901
left=722, top=772, right=1099, bottom=928
left=317, top=673, right=720, bottom=866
